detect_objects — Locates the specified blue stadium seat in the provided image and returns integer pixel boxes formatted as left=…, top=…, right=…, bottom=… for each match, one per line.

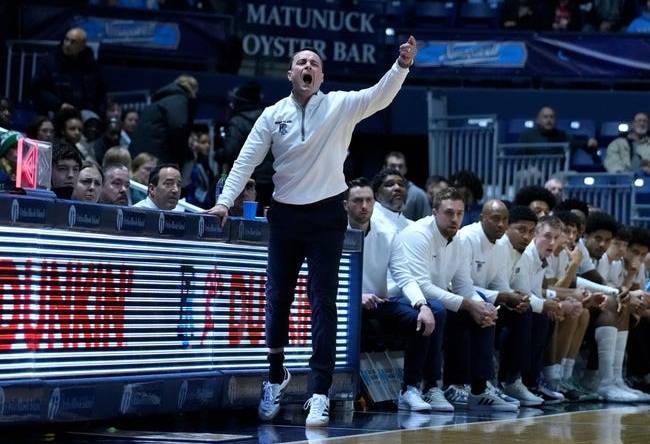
left=633, top=176, right=650, bottom=204
left=570, top=148, right=604, bottom=173
left=506, top=118, right=535, bottom=142
left=600, top=120, right=629, bottom=141
left=413, top=1, right=456, bottom=27
left=556, top=119, right=596, bottom=139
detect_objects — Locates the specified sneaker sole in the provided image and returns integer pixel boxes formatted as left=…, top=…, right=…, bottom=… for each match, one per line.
left=469, top=404, right=518, bottom=412
left=306, top=419, right=330, bottom=427
left=517, top=399, right=543, bottom=407
left=428, top=403, right=454, bottom=412
left=398, top=403, right=432, bottom=412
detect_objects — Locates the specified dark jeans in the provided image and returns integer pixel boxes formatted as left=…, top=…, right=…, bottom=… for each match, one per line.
left=264, top=193, right=347, bottom=396
left=443, top=309, right=495, bottom=387
left=373, top=296, right=447, bottom=389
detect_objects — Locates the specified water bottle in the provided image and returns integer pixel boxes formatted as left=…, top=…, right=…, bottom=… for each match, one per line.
left=214, top=169, right=228, bottom=205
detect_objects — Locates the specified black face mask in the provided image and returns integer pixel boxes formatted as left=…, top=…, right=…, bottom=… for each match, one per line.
left=51, top=186, right=74, bottom=199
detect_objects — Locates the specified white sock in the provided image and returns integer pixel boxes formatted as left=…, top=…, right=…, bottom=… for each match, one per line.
left=553, top=363, right=563, bottom=381
left=563, top=359, right=575, bottom=380
left=612, top=330, right=629, bottom=385
left=595, top=326, right=618, bottom=387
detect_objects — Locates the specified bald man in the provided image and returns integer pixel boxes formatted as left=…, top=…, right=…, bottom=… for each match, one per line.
left=32, top=26, right=105, bottom=114
left=545, top=178, right=564, bottom=203
left=457, top=200, right=539, bottom=406
left=519, top=106, right=597, bottom=152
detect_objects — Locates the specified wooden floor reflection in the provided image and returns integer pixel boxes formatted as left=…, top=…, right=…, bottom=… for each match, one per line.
left=300, top=406, right=650, bottom=444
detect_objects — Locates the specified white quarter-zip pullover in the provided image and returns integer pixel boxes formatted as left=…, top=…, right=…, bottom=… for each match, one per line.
left=393, top=216, right=480, bottom=312
left=217, top=61, right=410, bottom=208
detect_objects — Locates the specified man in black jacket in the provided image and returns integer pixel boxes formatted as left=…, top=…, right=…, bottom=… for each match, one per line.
left=215, top=80, right=273, bottom=211
left=128, top=75, right=198, bottom=169
left=31, top=27, right=105, bottom=116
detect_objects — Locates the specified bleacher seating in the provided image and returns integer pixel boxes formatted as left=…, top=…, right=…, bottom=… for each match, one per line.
left=457, top=1, right=501, bottom=28
left=413, top=1, right=456, bottom=28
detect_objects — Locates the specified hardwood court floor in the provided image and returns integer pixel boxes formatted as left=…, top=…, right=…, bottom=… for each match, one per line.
left=7, top=403, right=650, bottom=443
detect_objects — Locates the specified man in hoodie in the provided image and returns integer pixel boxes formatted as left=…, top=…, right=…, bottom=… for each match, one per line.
left=207, top=36, right=418, bottom=427
left=129, top=75, right=198, bottom=168
left=31, top=27, right=105, bottom=116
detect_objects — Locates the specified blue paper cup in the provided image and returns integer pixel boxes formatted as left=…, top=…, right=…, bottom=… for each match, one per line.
left=243, top=201, right=258, bottom=220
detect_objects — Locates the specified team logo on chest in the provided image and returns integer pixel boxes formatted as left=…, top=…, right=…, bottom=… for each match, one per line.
left=275, top=120, right=292, bottom=136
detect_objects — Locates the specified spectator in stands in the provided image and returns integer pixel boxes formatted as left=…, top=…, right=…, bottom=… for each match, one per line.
left=93, top=117, right=123, bottom=162
left=207, top=38, right=418, bottom=427
left=31, top=27, right=105, bottom=116
left=514, top=185, right=557, bottom=217
left=502, top=0, right=539, bottom=29
left=129, top=75, right=198, bottom=168
left=0, top=130, right=20, bottom=190
left=80, top=110, right=102, bottom=150
left=0, top=97, right=12, bottom=129
left=449, top=170, right=483, bottom=226
left=102, top=146, right=132, bottom=171
left=519, top=106, right=598, bottom=156
left=384, top=151, right=430, bottom=221
left=346, top=178, right=450, bottom=412
left=545, top=177, right=564, bottom=203
left=604, top=112, right=650, bottom=174
left=183, top=124, right=215, bottom=209
left=627, top=0, right=650, bottom=32
left=71, top=161, right=103, bottom=203
left=51, top=143, right=82, bottom=199
left=120, top=110, right=139, bottom=146
left=229, top=178, right=257, bottom=217
left=134, top=163, right=184, bottom=212
left=99, top=163, right=130, bottom=206
left=53, top=108, right=90, bottom=160
left=215, top=80, right=273, bottom=209
left=371, top=168, right=411, bottom=232
left=105, top=101, right=122, bottom=122
left=583, top=0, right=639, bottom=31
left=131, top=152, right=158, bottom=203
left=26, top=116, right=54, bottom=142
left=425, top=175, right=448, bottom=208
left=394, top=187, right=510, bottom=412
left=538, top=0, right=584, bottom=31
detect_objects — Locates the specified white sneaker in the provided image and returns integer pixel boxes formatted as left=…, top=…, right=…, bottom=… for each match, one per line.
left=422, top=387, right=454, bottom=412
left=398, top=386, right=432, bottom=412
left=444, top=384, right=469, bottom=408
left=598, top=383, right=639, bottom=403
left=615, top=379, right=650, bottom=402
left=487, top=381, right=520, bottom=408
left=468, top=389, right=518, bottom=412
left=258, top=368, right=291, bottom=421
left=304, top=394, right=330, bottom=427
left=502, top=379, right=543, bottom=407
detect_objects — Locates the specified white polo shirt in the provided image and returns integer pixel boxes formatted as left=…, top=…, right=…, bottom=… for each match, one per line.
left=496, top=234, right=523, bottom=284
left=545, top=249, right=571, bottom=281
left=597, top=254, right=626, bottom=288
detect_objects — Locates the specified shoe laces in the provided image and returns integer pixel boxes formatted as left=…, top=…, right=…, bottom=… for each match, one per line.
left=304, top=394, right=328, bottom=413
left=262, top=381, right=278, bottom=403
